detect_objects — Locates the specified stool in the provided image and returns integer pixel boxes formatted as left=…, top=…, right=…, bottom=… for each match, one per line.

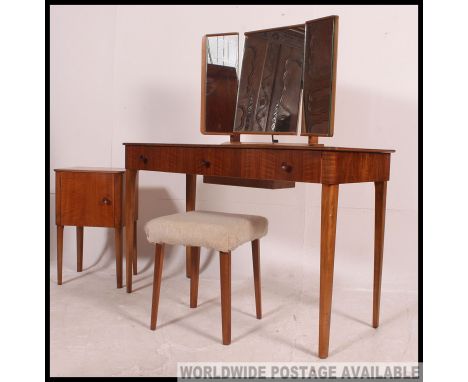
left=54, top=168, right=128, bottom=288
left=144, top=210, right=268, bottom=345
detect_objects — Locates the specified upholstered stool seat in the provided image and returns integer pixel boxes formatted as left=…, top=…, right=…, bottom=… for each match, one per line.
left=144, top=210, right=268, bottom=345
left=144, top=210, right=268, bottom=252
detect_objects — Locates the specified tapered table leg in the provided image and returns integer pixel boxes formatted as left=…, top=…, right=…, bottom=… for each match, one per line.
left=132, top=221, right=138, bottom=275
left=318, top=184, right=339, bottom=359
left=373, top=181, right=387, bottom=328
left=125, top=169, right=138, bottom=293
left=186, top=174, right=197, bottom=278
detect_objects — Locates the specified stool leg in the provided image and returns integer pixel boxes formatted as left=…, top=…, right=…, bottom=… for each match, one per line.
left=185, top=247, right=192, bottom=278
left=57, top=225, right=64, bottom=285
left=190, top=247, right=200, bottom=308
left=76, top=226, right=84, bottom=272
left=150, top=243, right=165, bottom=330
left=132, top=221, right=138, bottom=275
left=251, top=239, right=262, bottom=319
left=219, top=251, right=231, bottom=345
left=115, top=227, right=123, bottom=288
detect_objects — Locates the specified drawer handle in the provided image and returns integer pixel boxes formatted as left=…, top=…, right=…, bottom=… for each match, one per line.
left=281, top=162, right=292, bottom=173
left=101, top=198, right=112, bottom=205
left=139, top=155, right=148, bottom=164
left=201, top=159, right=211, bottom=168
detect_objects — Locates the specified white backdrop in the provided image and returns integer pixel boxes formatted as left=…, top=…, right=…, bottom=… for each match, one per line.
left=50, top=5, right=417, bottom=292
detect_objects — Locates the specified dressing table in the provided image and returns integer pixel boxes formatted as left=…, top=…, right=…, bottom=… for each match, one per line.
left=123, top=16, right=395, bottom=358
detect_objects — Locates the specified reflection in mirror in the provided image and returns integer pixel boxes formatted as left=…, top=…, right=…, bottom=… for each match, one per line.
left=233, top=25, right=305, bottom=134
left=207, top=35, right=238, bottom=69
left=201, top=34, right=239, bottom=134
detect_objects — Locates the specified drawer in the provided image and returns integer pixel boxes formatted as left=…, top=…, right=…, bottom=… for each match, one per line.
left=125, top=145, right=321, bottom=182
left=238, top=149, right=307, bottom=181
left=126, top=145, right=241, bottom=176
left=57, top=172, right=122, bottom=227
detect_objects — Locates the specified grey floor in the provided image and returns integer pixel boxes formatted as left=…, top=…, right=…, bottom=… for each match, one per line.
left=50, top=250, right=418, bottom=377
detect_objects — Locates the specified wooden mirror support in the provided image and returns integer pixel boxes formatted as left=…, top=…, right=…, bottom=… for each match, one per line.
left=230, top=133, right=240, bottom=143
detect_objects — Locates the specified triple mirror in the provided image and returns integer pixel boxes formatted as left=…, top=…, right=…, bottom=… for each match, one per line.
left=200, top=16, right=339, bottom=139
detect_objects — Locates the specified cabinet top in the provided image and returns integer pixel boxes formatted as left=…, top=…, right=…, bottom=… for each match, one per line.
left=54, top=167, right=125, bottom=174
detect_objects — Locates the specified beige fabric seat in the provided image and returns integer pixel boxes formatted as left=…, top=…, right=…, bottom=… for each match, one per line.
left=144, top=210, right=268, bottom=252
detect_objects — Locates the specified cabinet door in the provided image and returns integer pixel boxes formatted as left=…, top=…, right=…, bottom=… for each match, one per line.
left=59, top=172, right=115, bottom=227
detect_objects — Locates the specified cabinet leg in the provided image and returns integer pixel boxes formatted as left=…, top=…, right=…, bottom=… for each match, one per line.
left=115, top=227, right=123, bottom=288
left=373, top=181, right=387, bottom=328
left=76, top=226, right=83, bottom=272
left=318, top=184, right=339, bottom=359
left=57, top=225, right=64, bottom=285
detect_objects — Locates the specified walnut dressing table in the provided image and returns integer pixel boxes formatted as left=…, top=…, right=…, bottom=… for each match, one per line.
left=123, top=15, right=395, bottom=358
left=123, top=142, right=394, bottom=358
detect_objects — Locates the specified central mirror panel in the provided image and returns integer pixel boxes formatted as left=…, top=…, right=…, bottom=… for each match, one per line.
left=201, top=33, right=239, bottom=135
left=233, top=25, right=305, bottom=134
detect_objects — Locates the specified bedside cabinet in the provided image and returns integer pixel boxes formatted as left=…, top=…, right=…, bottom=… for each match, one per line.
left=54, top=167, right=130, bottom=288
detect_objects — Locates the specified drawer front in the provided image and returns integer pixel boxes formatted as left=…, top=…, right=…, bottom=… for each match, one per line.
left=126, top=145, right=322, bottom=182
left=239, top=149, right=321, bottom=182
left=126, top=145, right=237, bottom=175
left=59, top=172, right=115, bottom=227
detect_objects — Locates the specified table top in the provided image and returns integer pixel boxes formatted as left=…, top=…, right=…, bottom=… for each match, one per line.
left=123, top=142, right=395, bottom=154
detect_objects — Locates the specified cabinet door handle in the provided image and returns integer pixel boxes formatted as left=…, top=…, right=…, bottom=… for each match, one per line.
left=101, top=197, right=112, bottom=205
left=281, top=162, right=292, bottom=173
left=139, top=155, right=148, bottom=164
left=201, top=159, right=211, bottom=168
